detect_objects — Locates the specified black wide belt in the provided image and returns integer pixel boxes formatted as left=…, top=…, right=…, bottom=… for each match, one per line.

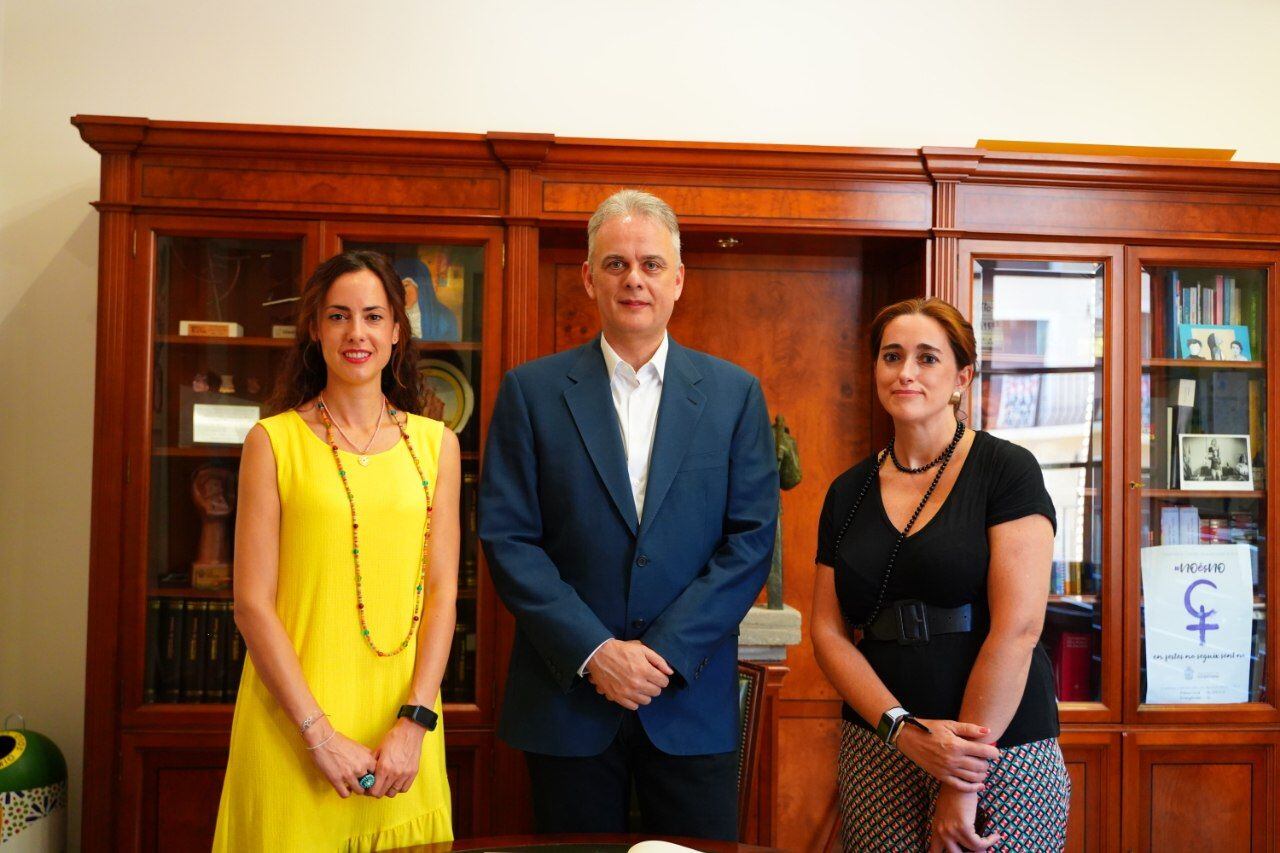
left=865, top=600, right=974, bottom=646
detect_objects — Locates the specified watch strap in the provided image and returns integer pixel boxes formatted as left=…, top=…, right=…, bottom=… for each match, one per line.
left=397, top=704, right=439, bottom=731
left=876, top=706, right=909, bottom=744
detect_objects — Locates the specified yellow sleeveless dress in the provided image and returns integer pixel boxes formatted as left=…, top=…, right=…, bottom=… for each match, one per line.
left=213, top=410, right=453, bottom=852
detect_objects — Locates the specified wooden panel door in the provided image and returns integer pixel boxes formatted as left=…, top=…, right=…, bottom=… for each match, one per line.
left=958, top=241, right=1127, bottom=724
left=1123, top=247, right=1280, bottom=726
left=120, top=731, right=229, bottom=852
left=1058, top=729, right=1121, bottom=852
left=1122, top=729, right=1278, bottom=852
left=323, top=221, right=505, bottom=730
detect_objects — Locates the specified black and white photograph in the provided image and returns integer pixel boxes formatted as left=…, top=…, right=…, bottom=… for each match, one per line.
left=1179, top=433, right=1255, bottom=491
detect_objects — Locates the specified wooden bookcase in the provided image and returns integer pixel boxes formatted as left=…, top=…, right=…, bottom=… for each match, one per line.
left=76, top=117, right=1280, bottom=852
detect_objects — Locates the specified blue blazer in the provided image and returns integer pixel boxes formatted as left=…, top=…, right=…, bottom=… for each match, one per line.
left=479, top=336, right=778, bottom=757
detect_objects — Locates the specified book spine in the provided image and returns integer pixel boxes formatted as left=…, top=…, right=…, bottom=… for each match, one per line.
left=145, top=598, right=161, bottom=703
left=1054, top=631, right=1093, bottom=702
left=180, top=600, right=209, bottom=702
left=158, top=599, right=184, bottom=703
left=1160, top=506, right=1181, bottom=545
left=1179, top=506, right=1201, bottom=545
left=203, top=601, right=228, bottom=704
left=462, top=472, right=479, bottom=590
left=224, top=616, right=245, bottom=703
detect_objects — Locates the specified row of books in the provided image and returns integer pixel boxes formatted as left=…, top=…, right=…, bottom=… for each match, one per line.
left=145, top=598, right=245, bottom=704
left=1050, top=561, right=1100, bottom=597
left=1171, top=272, right=1258, bottom=328
left=1159, top=506, right=1260, bottom=544
left=442, top=623, right=478, bottom=703
left=146, top=596, right=480, bottom=704
left=1146, top=269, right=1264, bottom=358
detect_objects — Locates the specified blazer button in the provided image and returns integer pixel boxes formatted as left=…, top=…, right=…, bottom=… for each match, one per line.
left=632, top=618, right=646, bottom=628
left=635, top=555, right=650, bottom=567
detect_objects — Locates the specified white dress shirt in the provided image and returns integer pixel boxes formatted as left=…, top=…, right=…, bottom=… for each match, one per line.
left=600, top=332, right=668, bottom=521
left=578, top=332, right=669, bottom=676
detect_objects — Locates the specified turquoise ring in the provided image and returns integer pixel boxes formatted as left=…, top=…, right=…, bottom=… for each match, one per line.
left=358, top=773, right=376, bottom=790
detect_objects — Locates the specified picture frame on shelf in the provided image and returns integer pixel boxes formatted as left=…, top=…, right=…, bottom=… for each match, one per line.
left=1178, top=433, right=1254, bottom=491
left=1178, top=323, right=1252, bottom=361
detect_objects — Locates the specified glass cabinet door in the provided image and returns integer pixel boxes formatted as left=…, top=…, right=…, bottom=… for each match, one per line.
left=141, top=221, right=311, bottom=707
left=1129, top=248, right=1277, bottom=721
left=966, top=243, right=1123, bottom=721
left=331, top=223, right=502, bottom=719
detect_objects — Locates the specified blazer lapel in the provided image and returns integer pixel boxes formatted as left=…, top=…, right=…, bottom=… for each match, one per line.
left=564, top=338, right=639, bottom=535
left=638, top=340, right=705, bottom=538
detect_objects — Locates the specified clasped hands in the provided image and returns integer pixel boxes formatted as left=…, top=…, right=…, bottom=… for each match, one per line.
left=585, top=638, right=674, bottom=710
left=304, top=716, right=426, bottom=799
left=895, top=719, right=1004, bottom=852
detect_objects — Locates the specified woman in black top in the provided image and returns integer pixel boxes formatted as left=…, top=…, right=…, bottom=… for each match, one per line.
left=812, top=298, right=1069, bottom=852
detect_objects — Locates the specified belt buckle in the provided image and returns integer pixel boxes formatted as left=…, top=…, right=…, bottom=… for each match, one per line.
left=895, top=600, right=929, bottom=646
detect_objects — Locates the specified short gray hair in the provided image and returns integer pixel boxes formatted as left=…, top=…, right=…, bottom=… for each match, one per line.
left=587, top=189, right=682, bottom=264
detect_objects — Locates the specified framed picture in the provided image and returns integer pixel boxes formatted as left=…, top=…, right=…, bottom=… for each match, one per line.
left=1179, top=433, right=1254, bottom=491
left=1178, top=323, right=1252, bottom=361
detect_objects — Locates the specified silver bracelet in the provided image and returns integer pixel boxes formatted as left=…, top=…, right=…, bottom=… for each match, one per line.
left=298, top=711, right=328, bottom=735
left=305, top=729, right=336, bottom=751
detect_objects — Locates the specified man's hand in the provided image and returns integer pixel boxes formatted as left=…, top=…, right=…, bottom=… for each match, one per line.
left=585, top=639, right=673, bottom=710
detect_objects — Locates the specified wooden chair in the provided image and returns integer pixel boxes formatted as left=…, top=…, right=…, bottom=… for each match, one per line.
left=735, top=661, right=767, bottom=839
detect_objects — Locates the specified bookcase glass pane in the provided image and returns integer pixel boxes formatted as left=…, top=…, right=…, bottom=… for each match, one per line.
left=146, top=236, right=304, bottom=705
left=343, top=242, right=484, bottom=343
left=1139, top=264, right=1267, bottom=705
left=972, top=259, right=1105, bottom=704
left=344, top=240, right=484, bottom=705
left=154, top=236, right=302, bottom=338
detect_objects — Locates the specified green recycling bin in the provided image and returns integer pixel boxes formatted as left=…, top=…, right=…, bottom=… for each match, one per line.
left=0, top=715, right=67, bottom=851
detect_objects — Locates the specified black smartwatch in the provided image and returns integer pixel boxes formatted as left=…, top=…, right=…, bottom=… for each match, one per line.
left=876, top=706, right=929, bottom=747
left=397, top=704, right=439, bottom=731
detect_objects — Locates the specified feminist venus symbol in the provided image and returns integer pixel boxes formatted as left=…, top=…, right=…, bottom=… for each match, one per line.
left=1184, top=578, right=1220, bottom=646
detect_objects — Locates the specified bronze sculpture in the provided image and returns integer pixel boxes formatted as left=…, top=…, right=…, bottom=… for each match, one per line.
left=768, top=415, right=802, bottom=609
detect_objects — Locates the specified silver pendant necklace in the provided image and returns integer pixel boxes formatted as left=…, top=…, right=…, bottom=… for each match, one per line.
left=318, top=392, right=384, bottom=466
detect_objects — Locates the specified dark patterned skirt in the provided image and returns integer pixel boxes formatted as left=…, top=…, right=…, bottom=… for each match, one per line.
left=837, top=721, right=1070, bottom=852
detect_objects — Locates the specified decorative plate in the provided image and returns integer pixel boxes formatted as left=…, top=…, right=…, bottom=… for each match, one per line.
left=417, top=358, right=474, bottom=433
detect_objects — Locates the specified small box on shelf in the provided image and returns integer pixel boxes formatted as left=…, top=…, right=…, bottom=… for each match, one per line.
left=180, top=320, right=244, bottom=338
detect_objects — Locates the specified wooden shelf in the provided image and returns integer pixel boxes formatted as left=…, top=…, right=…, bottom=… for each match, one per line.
left=153, top=445, right=243, bottom=457
left=1143, top=489, right=1265, bottom=500
left=159, top=334, right=291, bottom=348
left=149, top=586, right=233, bottom=599
left=154, top=446, right=478, bottom=460
left=416, top=340, right=482, bottom=352
left=1049, top=594, right=1099, bottom=605
left=1143, top=358, right=1264, bottom=370
left=158, top=335, right=482, bottom=352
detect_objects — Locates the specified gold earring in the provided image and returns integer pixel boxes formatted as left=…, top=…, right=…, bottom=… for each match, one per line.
left=949, top=389, right=963, bottom=406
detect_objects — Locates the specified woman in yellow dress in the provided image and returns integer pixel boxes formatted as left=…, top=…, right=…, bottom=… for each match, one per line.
left=213, top=250, right=457, bottom=851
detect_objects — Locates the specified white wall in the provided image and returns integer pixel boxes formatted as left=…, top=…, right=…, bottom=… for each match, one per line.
left=3, top=0, right=1279, bottom=846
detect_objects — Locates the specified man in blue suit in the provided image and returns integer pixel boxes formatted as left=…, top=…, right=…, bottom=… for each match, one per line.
left=479, top=189, right=778, bottom=840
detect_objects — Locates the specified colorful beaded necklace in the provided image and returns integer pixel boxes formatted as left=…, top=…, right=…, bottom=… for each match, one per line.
left=315, top=396, right=432, bottom=657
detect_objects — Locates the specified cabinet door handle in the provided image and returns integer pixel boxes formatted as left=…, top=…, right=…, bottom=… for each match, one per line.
left=1129, top=481, right=1146, bottom=489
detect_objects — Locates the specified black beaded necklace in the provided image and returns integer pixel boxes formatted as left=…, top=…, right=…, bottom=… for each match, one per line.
left=887, top=421, right=962, bottom=474
left=833, top=420, right=966, bottom=628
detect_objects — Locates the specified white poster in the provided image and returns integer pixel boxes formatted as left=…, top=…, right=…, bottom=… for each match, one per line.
left=193, top=403, right=260, bottom=445
left=1140, top=544, right=1254, bottom=704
